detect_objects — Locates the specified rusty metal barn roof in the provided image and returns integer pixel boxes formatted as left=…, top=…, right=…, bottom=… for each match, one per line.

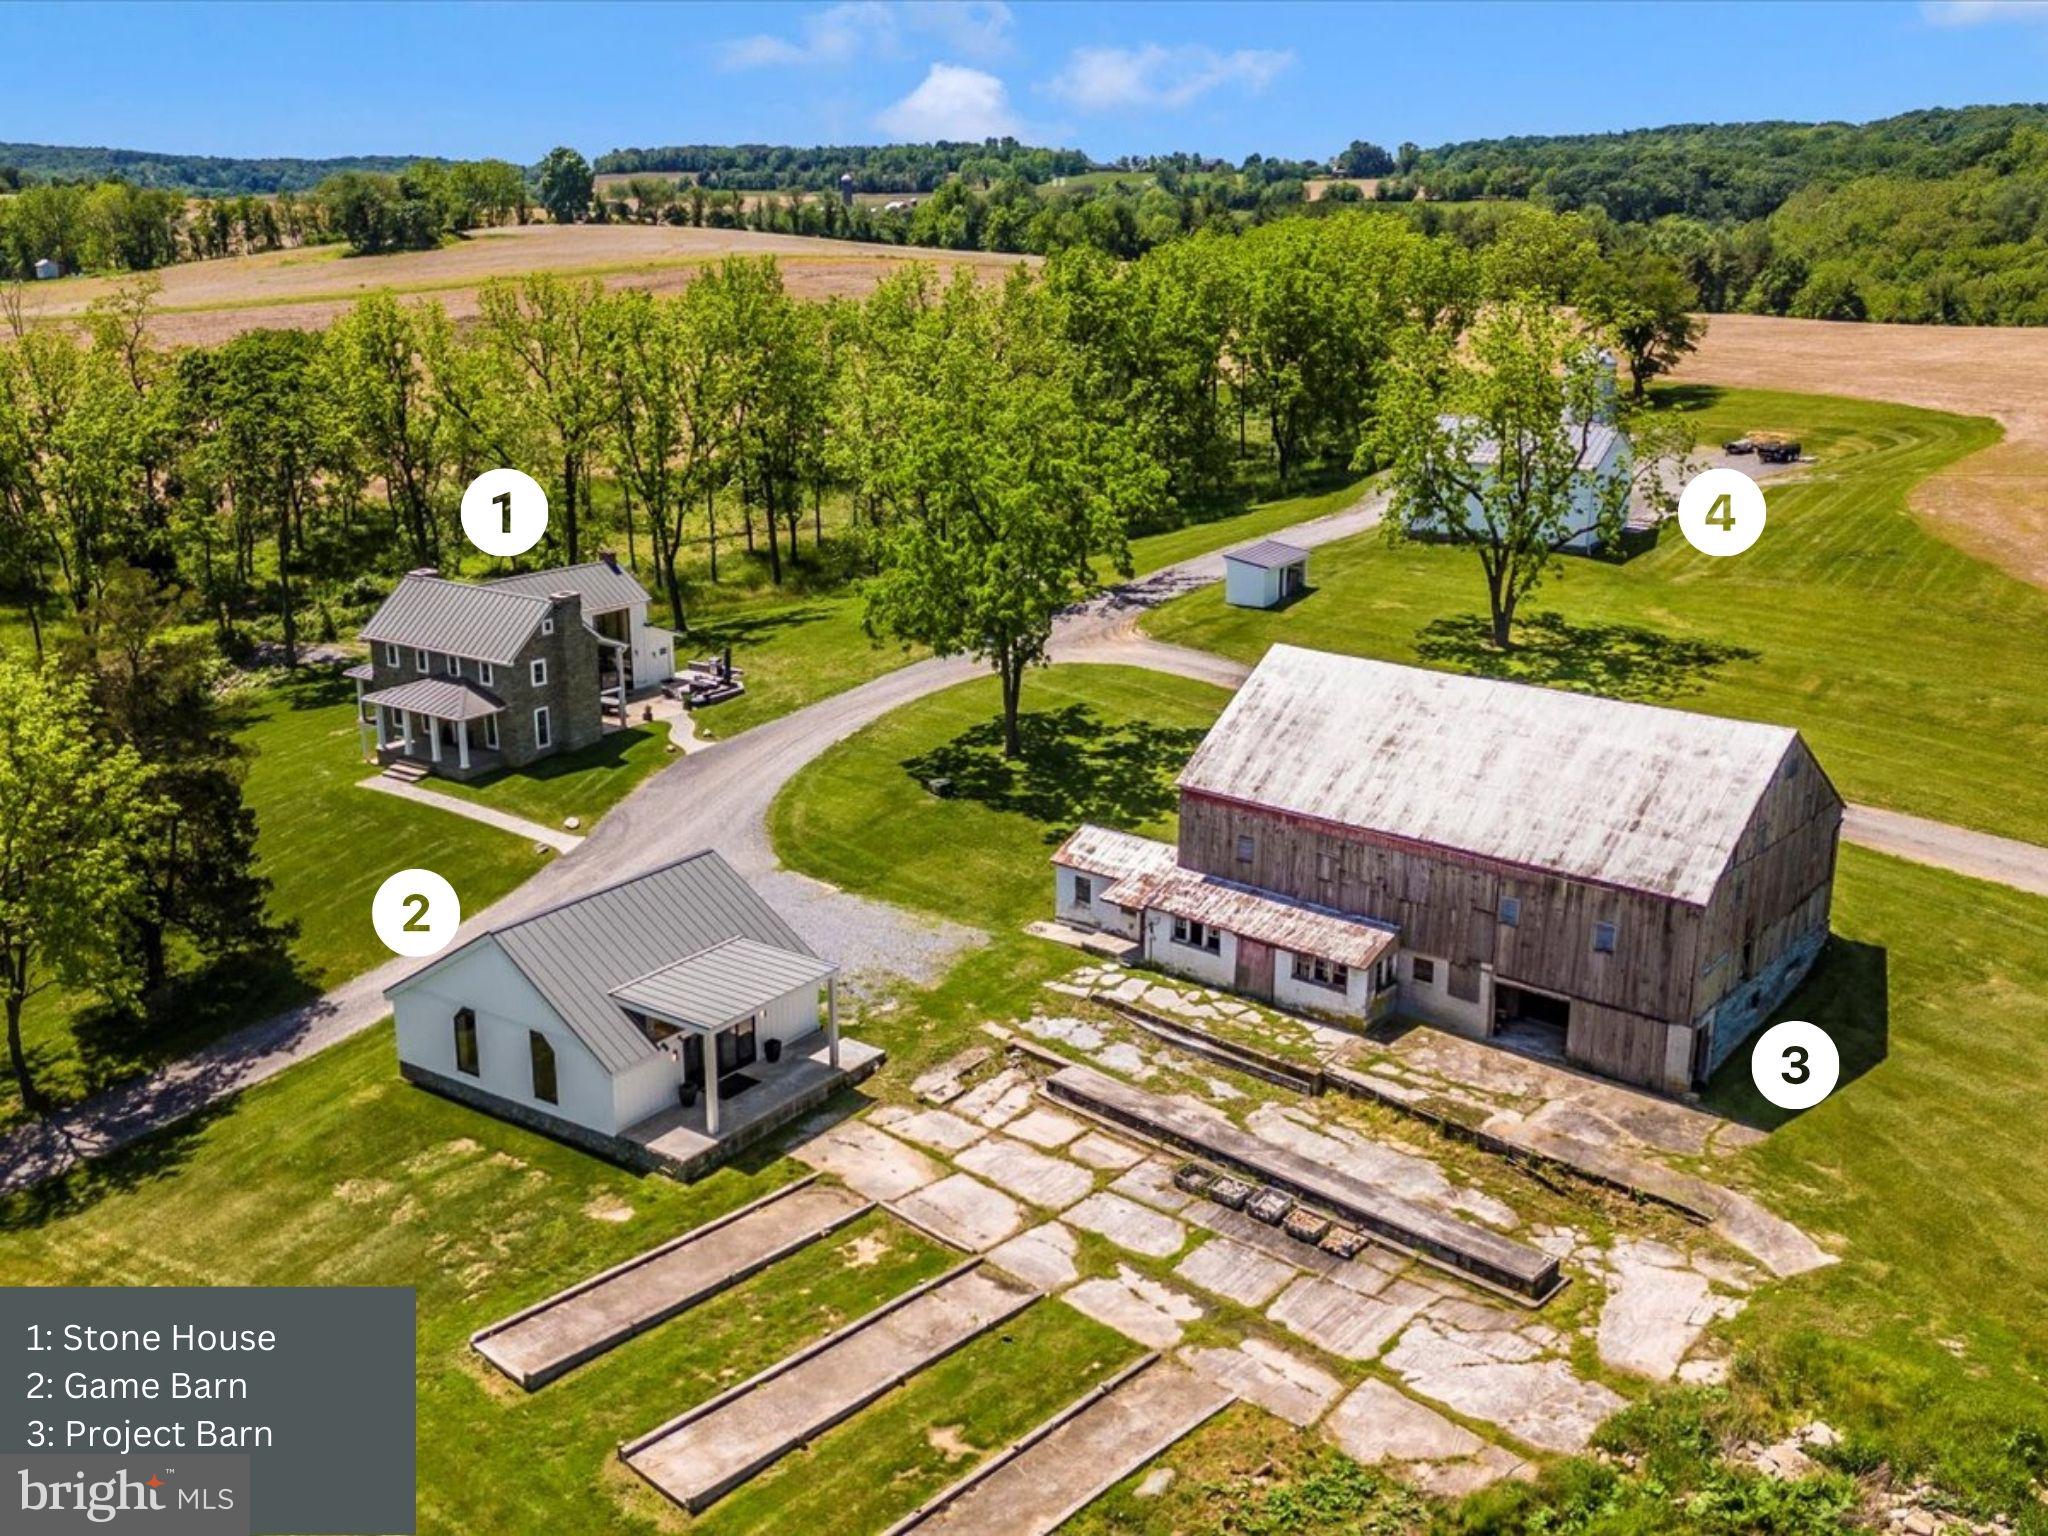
left=1051, top=825, right=1181, bottom=884
left=360, top=574, right=552, bottom=666
left=1222, top=539, right=1309, bottom=571
left=1178, top=646, right=1801, bottom=906
left=1105, top=865, right=1399, bottom=970
left=487, top=560, right=651, bottom=614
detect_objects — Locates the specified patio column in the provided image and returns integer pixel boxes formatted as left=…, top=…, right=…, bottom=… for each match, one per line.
left=428, top=714, right=442, bottom=764
left=703, top=1028, right=721, bottom=1138
left=457, top=722, right=471, bottom=772
left=400, top=710, right=414, bottom=753
left=374, top=705, right=387, bottom=749
left=826, top=979, right=840, bottom=1069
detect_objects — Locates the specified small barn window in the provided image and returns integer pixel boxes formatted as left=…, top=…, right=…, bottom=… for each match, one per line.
left=1172, top=915, right=1221, bottom=954
left=531, top=658, right=548, bottom=687
left=1317, top=852, right=1336, bottom=883
left=1592, top=921, right=1618, bottom=954
left=1411, top=957, right=1436, bottom=985
left=1292, top=954, right=1349, bottom=990
left=529, top=1031, right=558, bottom=1104
left=1235, top=834, right=1255, bottom=863
left=1499, top=896, right=1520, bottom=928
left=452, top=1008, right=478, bottom=1076
left=1072, top=874, right=1093, bottom=906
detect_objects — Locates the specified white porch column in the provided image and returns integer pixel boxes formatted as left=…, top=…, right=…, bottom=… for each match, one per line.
left=457, top=723, right=471, bottom=772
left=374, top=705, right=387, bottom=748
left=826, top=980, right=840, bottom=1069
left=703, top=1029, right=721, bottom=1138
left=428, top=715, right=442, bottom=764
left=400, top=710, right=414, bottom=752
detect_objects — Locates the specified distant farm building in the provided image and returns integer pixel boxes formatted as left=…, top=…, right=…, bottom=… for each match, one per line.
left=32, top=257, right=61, bottom=280
left=1054, top=645, right=1842, bottom=1093
left=1222, top=539, right=1309, bottom=608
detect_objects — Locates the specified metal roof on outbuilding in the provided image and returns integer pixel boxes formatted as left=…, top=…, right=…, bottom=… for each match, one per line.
left=361, top=677, right=506, bottom=721
left=1051, top=825, right=1180, bottom=884
left=1178, top=646, right=1800, bottom=906
left=610, top=938, right=835, bottom=1031
left=389, top=850, right=817, bottom=1073
left=1439, top=413, right=1623, bottom=469
left=1106, top=864, right=1399, bottom=970
left=1222, top=539, right=1309, bottom=571
left=487, top=560, right=651, bottom=614
left=360, top=574, right=552, bottom=666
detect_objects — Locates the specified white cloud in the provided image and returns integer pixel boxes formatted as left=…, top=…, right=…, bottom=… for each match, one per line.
left=722, top=1, right=1012, bottom=70
left=875, top=63, right=1020, bottom=140
left=1922, top=0, right=2048, bottom=23
left=1044, top=43, right=1293, bottom=113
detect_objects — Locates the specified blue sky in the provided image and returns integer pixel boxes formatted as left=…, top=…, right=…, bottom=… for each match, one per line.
left=8, top=1, right=2048, bottom=164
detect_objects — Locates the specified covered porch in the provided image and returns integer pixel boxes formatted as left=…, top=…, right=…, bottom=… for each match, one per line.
left=354, top=670, right=507, bottom=780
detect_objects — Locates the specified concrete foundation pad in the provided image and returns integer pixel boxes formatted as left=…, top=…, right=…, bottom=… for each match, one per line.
left=1181, top=1340, right=1340, bottom=1427
left=1325, top=1378, right=1484, bottom=1462
left=896, top=1174, right=1026, bottom=1252
left=1062, top=1266, right=1204, bottom=1350
left=955, top=1068, right=1035, bottom=1128
left=1407, top=1445, right=1532, bottom=1498
left=872, top=1105, right=991, bottom=1153
left=793, top=1121, right=944, bottom=1202
left=1596, top=1239, right=1736, bottom=1381
left=1109, top=1159, right=1196, bottom=1213
left=1268, top=1275, right=1428, bottom=1361
left=473, top=1178, right=870, bottom=1390
left=885, top=1356, right=1234, bottom=1536
left=1068, top=1132, right=1144, bottom=1172
left=958, top=1136, right=1095, bottom=1211
left=1385, top=1320, right=1626, bottom=1454
left=913, top=1047, right=993, bottom=1106
left=1173, top=1237, right=1298, bottom=1308
left=1004, top=1108, right=1088, bottom=1149
left=1062, top=1192, right=1189, bottom=1259
left=987, top=1223, right=1080, bottom=1290
left=622, top=1263, right=1039, bottom=1513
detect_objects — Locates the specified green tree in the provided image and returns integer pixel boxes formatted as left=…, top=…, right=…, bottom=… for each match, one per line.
left=1587, top=251, right=1704, bottom=399
left=535, top=147, right=593, bottom=226
left=0, top=659, right=159, bottom=1113
left=321, top=295, right=456, bottom=567
left=856, top=270, right=1166, bottom=756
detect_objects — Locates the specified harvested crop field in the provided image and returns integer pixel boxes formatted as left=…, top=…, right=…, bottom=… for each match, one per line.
left=17, top=223, right=1029, bottom=347
left=1677, top=313, right=2048, bottom=588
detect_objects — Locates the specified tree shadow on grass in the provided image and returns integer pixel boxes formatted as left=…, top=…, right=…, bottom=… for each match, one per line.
left=1414, top=610, right=1761, bottom=704
left=902, top=704, right=1209, bottom=845
left=1700, top=935, right=1890, bottom=1133
left=693, top=602, right=843, bottom=654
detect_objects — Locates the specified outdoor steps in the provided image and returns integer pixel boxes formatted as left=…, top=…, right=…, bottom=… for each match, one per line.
left=620, top=1259, right=1040, bottom=1513
left=1045, top=1064, right=1562, bottom=1303
left=381, top=758, right=431, bottom=784
left=881, top=1353, right=1234, bottom=1536
left=470, top=1177, right=872, bottom=1390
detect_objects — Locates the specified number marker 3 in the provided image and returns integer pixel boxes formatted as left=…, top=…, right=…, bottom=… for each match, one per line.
left=374, top=868, right=462, bottom=958
left=1748, top=1019, right=1839, bottom=1111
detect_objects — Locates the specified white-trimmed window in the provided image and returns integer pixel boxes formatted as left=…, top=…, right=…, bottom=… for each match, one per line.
left=1072, top=874, right=1092, bottom=907
left=1171, top=915, right=1222, bottom=954
left=1291, top=953, right=1349, bottom=990
left=533, top=706, right=552, bottom=750
left=1592, top=920, right=1618, bottom=954
left=384, top=643, right=401, bottom=667
left=445, top=653, right=462, bottom=676
left=478, top=662, right=493, bottom=686
left=530, top=658, right=547, bottom=687
left=541, top=616, right=555, bottom=636
left=484, top=715, right=500, bottom=750
left=414, top=647, right=430, bottom=673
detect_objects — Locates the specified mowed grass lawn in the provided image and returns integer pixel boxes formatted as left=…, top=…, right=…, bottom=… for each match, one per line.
left=2, top=670, right=548, bottom=1128
left=771, top=665, right=2048, bottom=1514
left=425, top=717, right=674, bottom=828
left=1144, top=387, right=2048, bottom=848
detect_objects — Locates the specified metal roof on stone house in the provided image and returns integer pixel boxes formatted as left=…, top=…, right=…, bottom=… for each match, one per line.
left=1222, top=539, right=1309, bottom=571
left=1177, top=645, right=1808, bottom=907
left=1051, top=825, right=1181, bottom=884
left=389, top=850, right=819, bottom=1072
left=360, top=677, right=506, bottom=721
left=360, top=574, right=554, bottom=666
left=487, top=560, right=652, bottom=614
left=610, top=938, right=836, bottom=1032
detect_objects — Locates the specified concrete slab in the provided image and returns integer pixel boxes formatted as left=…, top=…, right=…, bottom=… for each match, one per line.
left=1062, top=1266, right=1204, bottom=1350
left=1268, top=1275, right=1428, bottom=1361
left=958, top=1136, right=1095, bottom=1211
left=872, top=1105, right=989, bottom=1153
left=886, top=1356, right=1233, bottom=1535
left=792, top=1121, right=944, bottom=1202
left=897, top=1174, right=1026, bottom=1252
left=912, top=1047, right=993, bottom=1106
left=1385, top=1320, right=1625, bottom=1454
left=1173, top=1236, right=1298, bottom=1309
left=622, top=1263, right=1038, bottom=1513
left=1062, top=1191, right=1188, bottom=1259
left=1407, top=1445, right=1531, bottom=1498
left=1182, top=1340, right=1340, bottom=1427
left=987, top=1223, right=1080, bottom=1290
left=1019, top=1015, right=1106, bottom=1052
left=1068, top=1132, right=1144, bottom=1172
left=1325, top=1378, right=1484, bottom=1462
left=473, top=1179, right=870, bottom=1389
left=1596, top=1238, right=1738, bottom=1381
left=1109, top=1159, right=1196, bottom=1213
left=955, top=1068, right=1035, bottom=1129
left=1003, top=1108, right=1087, bottom=1149
left=1247, top=1103, right=1519, bottom=1230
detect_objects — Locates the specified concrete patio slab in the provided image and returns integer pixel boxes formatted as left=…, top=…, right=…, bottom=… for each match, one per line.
left=1324, top=1378, right=1484, bottom=1463
left=1109, top=1159, right=1196, bottom=1213
left=1067, top=1132, right=1144, bottom=1172
left=1062, top=1192, right=1188, bottom=1259
left=896, top=1174, right=1026, bottom=1253
left=792, top=1120, right=944, bottom=1202
left=622, top=1262, right=1038, bottom=1513
left=1181, top=1339, right=1340, bottom=1427
left=954, top=1068, right=1035, bottom=1128
left=884, top=1355, right=1233, bottom=1536
left=913, top=1047, right=993, bottom=1106
left=1173, top=1237, right=1297, bottom=1308
left=987, top=1223, right=1080, bottom=1290
left=1003, top=1108, right=1087, bottom=1149
left=1268, top=1275, right=1428, bottom=1361
left=1595, top=1238, right=1741, bottom=1381
left=1062, top=1267, right=1204, bottom=1350
left=872, top=1105, right=989, bottom=1153
left=472, top=1178, right=870, bottom=1389
left=957, top=1136, right=1095, bottom=1211
left=1384, top=1320, right=1625, bottom=1454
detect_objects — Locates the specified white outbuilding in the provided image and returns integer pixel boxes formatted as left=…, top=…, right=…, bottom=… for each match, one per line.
left=1221, top=539, right=1310, bottom=608
left=32, top=257, right=62, bottom=281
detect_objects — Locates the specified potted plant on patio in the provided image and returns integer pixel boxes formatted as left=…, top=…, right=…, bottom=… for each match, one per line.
left=764, top=1038, right=783, bottom=1065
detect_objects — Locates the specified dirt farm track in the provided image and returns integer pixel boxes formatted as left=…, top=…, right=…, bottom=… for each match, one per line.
left=15, top=223, right=1029, bottom=348
left=1678, top=313, right=2048, bottom=589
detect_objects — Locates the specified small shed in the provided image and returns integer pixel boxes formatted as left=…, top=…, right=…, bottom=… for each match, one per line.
left=32, top=257, right=62, bottom=281
left=1222, top=539, right=1309, bottom=609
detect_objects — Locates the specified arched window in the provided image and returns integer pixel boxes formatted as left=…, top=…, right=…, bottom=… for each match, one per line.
left=452, top=1008, right=478, bottom=1076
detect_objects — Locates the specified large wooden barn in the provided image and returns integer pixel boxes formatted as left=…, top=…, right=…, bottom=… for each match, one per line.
left=1055, top=645, right=1842, bottom=1093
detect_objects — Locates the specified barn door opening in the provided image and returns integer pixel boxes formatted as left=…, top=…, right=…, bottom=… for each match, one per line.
left=1234, top=937, right=1275, bottom=1001
left=1492, top=983, right=1570, bottom=1063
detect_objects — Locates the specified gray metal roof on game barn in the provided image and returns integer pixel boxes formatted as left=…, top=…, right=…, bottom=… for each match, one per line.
left=360, top=677, right=506, bottom=721
left=610, top=938, right=835, bottom=1032
left=391, top=850, right=817, bottom=1071
left=487, top=560, right=651, bottom=613
left=1222, top=539, right=1309, bottom=570
left=1177, top=645, right=1802, bottom=906
left=359, top=574, right=552, bottom=666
